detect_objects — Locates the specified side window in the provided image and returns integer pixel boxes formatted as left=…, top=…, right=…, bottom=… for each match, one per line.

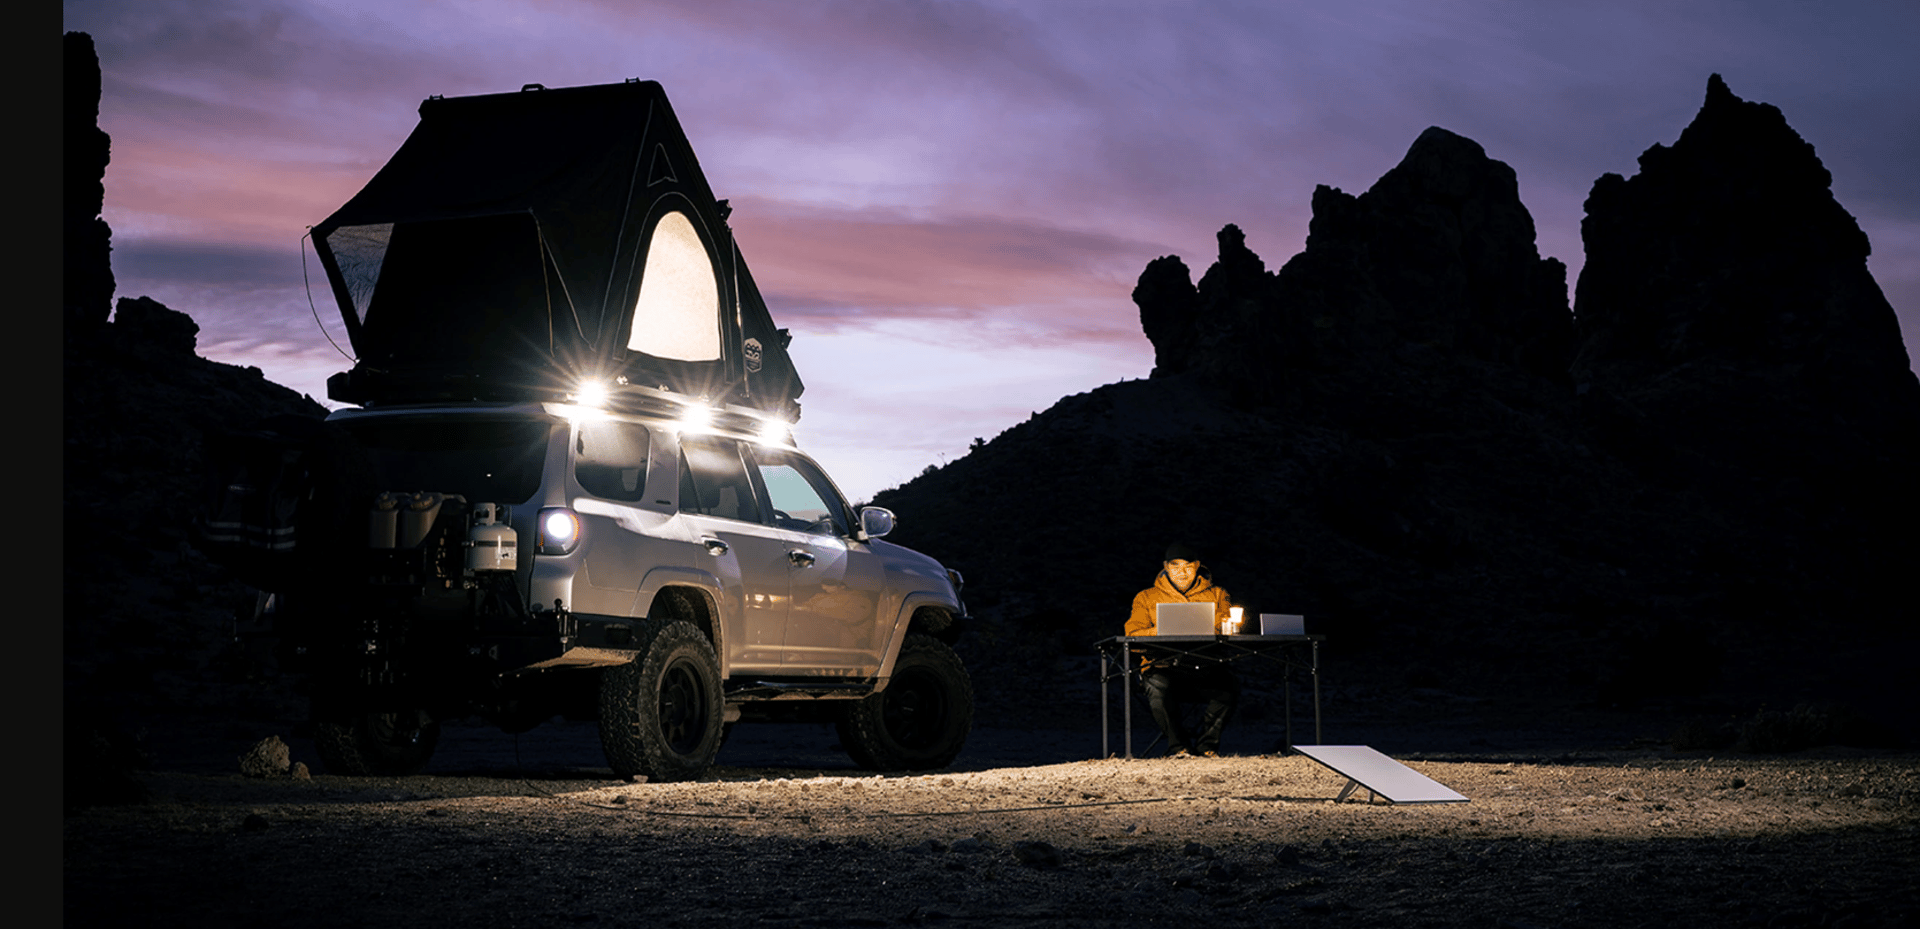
left=574, top=421, right=650, bottom=502
left=678, top=436, right=761, bottom=524
left=754, top=449, right=849, bottom=537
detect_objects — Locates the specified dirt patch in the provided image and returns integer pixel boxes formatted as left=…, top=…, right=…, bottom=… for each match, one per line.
left=64, top=720, right=1920, bottom=928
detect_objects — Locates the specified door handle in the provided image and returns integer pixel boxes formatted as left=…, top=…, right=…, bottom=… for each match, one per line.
left=787, top=549, right=816, bottom=568
left=702, top=537, right=729, bottom=557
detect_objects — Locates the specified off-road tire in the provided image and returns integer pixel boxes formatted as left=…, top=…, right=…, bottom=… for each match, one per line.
left=599, top=619, right=724, bottom=781
left=837, top=634, right=973, bottom=771
left=313, top=708, right=441, bottom=776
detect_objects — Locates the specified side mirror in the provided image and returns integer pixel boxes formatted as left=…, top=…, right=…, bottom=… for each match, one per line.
left=858, top=506, right=895, bottom=540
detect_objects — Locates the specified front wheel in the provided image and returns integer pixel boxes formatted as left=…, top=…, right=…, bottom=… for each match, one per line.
left=313, top=707, right=440, bottom=776
left=837, top=634, right=973, bottom=771
left=599, top=619, right=724, bottom=781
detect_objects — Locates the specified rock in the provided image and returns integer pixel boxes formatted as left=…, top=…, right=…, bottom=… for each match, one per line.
left=291, top=762, right=311, bottom=781
left=239, top=735, right=292, bottom=778
left=1011, top=840, right=1063, bottom=869
left=1135, top=254, right=1199, bottom=377
left=113, top=296, right=201, bottom=357
left=1182, top=841, right=1216, bottom=859
left=950, top=837, right=986, bottom=855
left=1206, top=860, right=1243, bottom=883
left=64, top=31, right=114, bottom=332
left=242, top=813, right=268, bottom=832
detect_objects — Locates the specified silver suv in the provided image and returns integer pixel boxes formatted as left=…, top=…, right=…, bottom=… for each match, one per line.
left=204, top=79, right=972, bottom=780
left=248, top=393, right=971, bottom=781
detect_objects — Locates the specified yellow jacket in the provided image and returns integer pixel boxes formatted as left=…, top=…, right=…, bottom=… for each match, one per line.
left=1125, top=572, right=1233, bottom=639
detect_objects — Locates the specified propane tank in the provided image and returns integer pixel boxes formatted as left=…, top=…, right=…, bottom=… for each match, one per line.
left=398, top=492, right=444, bottom=548
left=467, top=503, right=518, bottom=572
left=368, top=491, right=400, bottom=549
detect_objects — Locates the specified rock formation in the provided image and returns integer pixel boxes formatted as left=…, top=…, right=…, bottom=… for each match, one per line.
left=881, top=81, right=1918, bottom=737
left=1136, top=127, right=1572, bottom=403
left=64, top=31, right=115, bottom=332
left=1571, top=74, right=1920, bottom=634
left=63, top=34, right=325, bottom=803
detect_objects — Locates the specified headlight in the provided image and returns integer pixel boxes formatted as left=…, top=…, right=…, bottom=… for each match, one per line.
left=946, top=568, right=964, bottom=595
left=537, top=507, right=582, bottom=555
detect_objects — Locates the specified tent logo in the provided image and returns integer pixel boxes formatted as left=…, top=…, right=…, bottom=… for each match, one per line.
left=647, top=144, right=677, bottom=187
left=743, top=337, right=764, bottom=373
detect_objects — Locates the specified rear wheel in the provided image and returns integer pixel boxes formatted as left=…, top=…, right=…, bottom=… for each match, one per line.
left=599, top=619, right=724, bottom=781
left=313, top=706, right=440, bottom=776
left=837, top=634, right=973, bottom=771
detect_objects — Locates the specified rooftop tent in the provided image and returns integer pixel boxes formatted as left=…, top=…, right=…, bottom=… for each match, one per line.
left=311, top=80, right=803, bottom=419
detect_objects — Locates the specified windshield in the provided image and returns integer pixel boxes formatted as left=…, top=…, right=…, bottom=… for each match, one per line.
left=339, top=416, right=554, bottom=505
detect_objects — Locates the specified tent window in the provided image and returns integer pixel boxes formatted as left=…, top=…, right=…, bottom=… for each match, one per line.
left=626, top=211, right=721, bottom=361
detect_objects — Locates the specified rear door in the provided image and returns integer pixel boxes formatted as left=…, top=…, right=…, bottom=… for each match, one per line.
left=675, top=434, right=789, bottom=674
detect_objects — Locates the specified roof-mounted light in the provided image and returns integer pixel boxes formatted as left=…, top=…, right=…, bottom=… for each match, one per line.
left=571, top=379, right=610, bottom=409
left=677, top=401, right=713, bottom=434
left=756, top=416, right=791, bottom=446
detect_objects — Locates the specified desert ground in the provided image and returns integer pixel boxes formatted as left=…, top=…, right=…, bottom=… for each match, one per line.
left=64, top=700, right=1920, bottom=929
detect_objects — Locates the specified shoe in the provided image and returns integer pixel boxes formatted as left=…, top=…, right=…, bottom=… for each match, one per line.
left=1200, top=750, right=1220, bottom=758
left=1168, top=747, right=1192, bottom=759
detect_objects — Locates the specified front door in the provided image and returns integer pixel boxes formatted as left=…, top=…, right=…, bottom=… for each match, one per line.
left=751, top=448, right=886, bottom=676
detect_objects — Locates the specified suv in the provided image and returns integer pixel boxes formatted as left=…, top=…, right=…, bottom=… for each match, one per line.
left=203, top=80, right=972, bottom=780
left=236, top=393, right=971, bottom=781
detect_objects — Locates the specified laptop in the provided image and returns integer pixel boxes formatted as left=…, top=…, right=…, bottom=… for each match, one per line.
left=1154, top=602, right=1217, bottom=636
left=1260, top=613, right=1306, bottom=636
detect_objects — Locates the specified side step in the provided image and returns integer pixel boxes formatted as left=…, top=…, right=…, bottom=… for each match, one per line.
left=726, top=680, right=874, bottom=700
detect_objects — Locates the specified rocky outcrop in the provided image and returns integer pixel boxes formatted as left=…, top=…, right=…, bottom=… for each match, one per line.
left=63, top=36, right=326, bottom=777
left=112, top=295, right=201, bottom=356
left=65, top=31, right=115, bottom=332
left=1135, top=127, right=1572, bottom=402
left=1571, top=74, right=1920, bottom=632
left=881, top=88, right=1918, bottom=736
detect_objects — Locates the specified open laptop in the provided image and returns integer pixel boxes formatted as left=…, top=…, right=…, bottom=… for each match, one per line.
left=1260, top=613, right=1306, bottom=635
left=1154, top=602, right=1217, bottom=636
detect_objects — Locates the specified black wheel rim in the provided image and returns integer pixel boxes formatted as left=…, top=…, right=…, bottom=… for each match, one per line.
left=658, top=657, right=709, bottom=755
left=881, top=667, right=947, bottom=750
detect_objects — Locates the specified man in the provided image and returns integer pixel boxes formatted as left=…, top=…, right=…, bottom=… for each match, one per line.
left=1124, top=543, right=1239, bottom=757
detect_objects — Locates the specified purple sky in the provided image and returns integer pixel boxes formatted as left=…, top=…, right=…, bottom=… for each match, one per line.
left=66, top=0, right=1920, bottom=501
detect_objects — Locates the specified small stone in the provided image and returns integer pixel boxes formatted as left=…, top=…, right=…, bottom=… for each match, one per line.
left=1183, top=841, right=1216, bottom=859
left=1012, top=841, right=1063, bottom=870
left=290, top=762, right=310, bottom=780
left=951, top=837, right=986, bottom=855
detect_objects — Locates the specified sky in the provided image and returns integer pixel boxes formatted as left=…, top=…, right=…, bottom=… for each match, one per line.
left=65, top=0, right=1920, bottom=502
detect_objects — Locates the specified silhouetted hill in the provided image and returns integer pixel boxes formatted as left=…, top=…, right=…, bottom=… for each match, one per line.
left=879, top=77, right=1920, bottom=740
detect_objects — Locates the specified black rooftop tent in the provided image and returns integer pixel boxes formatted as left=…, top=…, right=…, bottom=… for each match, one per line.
left=311, top=80, right=803, bottom=419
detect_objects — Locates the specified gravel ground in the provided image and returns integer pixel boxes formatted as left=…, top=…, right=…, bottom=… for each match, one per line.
left=64, top=718, right=1920, bottom=928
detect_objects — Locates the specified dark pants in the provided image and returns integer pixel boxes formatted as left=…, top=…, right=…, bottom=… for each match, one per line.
left=1143, top=663, right=1239, bottom=754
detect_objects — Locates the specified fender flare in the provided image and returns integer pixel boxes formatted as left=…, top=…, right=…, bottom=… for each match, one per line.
left=872, top=591, right=963, bottom=688
left=629, top=566, right=730, bottom=676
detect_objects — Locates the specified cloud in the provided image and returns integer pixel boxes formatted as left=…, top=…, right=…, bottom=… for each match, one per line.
left=729, top=198, right=1168, bottom=332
